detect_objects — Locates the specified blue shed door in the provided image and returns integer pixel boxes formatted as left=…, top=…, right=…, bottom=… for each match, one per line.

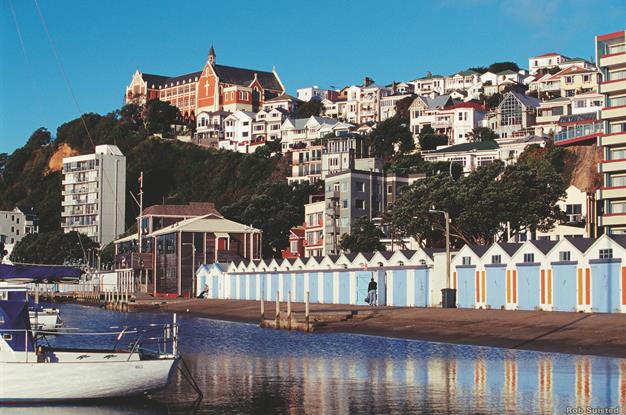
left=211, top=275, right=219, bottom=299
left=356, top=271, right=372, bottom=305
left=250, top=274, right=257, bottom=300
left=518, top=266, right=539, bottom=311
left=552, top=264, right=577, bottom=312
left=414, top=269, right=429, bottom=307
left=295, top=273, right=304, bottom=302
left=282, top=274, right=291, bottom=301
left=324, top=272, right=334, bottom=303
left=591, top=262, right=620, bottom=313
left=308, top=273, right=319, bottom=303
left=457, top=267, right=475, bottom=308
left=338, top=272, right=350, bottom=304
left=239, top=275, right=246, bottom=300
left=393, top=270, right=407, bottom=306
left=271, top=274, right=279, bottom=300
left=486, top=267, right=506, bottom=310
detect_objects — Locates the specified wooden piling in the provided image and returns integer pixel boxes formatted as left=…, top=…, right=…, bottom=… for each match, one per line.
left=260, top=291, right=265, bottom=320
left=275, top=291, right=280, bottom=327
left=305, top=291, right=310, bottom=332
left=287, top=291, right=292, bottom=330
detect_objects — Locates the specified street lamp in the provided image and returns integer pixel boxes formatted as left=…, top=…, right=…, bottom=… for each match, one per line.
left=429, top=208, right=456, bottom=308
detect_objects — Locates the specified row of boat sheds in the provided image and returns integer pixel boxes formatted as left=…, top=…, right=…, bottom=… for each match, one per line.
left=197, top=234, right=626, bottom=314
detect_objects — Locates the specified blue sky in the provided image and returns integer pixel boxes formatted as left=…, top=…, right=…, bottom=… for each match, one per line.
left=1, top=0, right=624, bottom=153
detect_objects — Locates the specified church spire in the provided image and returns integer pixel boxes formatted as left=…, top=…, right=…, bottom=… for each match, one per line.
left=208, top=45, right=216, bottom=65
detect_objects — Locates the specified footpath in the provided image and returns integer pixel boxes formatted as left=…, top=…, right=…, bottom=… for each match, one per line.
left=133, top=298, right=626, bottom=359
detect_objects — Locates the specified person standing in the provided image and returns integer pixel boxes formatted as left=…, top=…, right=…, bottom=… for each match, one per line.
left=367, top=277, right=377, bottom=306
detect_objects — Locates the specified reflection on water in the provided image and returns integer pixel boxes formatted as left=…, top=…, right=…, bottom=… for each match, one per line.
left=3, top=304, right=625, bottom=414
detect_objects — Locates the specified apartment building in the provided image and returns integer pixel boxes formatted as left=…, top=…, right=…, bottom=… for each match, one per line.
left=194, top=110, right=230, bottom=148
left=321, top=134, right=380, bottom=179
left=596, top=29, right=626, bottom=234
left=303, top=200, right=325, bottom=258
left=61, top=145, right=126, bottom=246
left=0, top=207, right=38, bottom=246
left=287, top=145, right=323, bottom=184
left=220, top=110, right=257, bottom=153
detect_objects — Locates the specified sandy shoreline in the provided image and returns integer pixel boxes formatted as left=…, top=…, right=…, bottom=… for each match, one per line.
left=135, top=298, right=626, bottom=358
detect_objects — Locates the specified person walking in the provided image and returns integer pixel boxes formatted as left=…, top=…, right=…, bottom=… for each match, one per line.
left=367, top=277, right=377, bottom=306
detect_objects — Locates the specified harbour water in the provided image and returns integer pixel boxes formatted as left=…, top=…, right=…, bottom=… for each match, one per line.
left=4, top=303, right=626, bottom=414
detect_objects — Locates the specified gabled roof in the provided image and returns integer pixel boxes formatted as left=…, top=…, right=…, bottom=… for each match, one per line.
left=266, top=93, right=301, bottom=103
left=466, top=244, right=491, bottom=257
left=529, top=239, right=558, bottom=254
left=499, top=243, right=522, bottom=257
left=424, top=94, right=454, bottom=109
left=564, top=236, right=596, bottom=254
left=497, top=69, right=518, bottom=75
left=422, top=247, right=446, bottom=259
left=142, top=73, right=171, bottom=88
left=289, top=227, right=305, bottom=238
left=213, top=64, right=282, bottom=91
left=610, top=235, right=626, bottom=250
left=448, top=102, right=487, bottom=112
left=141, top=202, right=221, bottom=218
left=148, top=214, right=260, bottom=237
left=506, top=91, right=540, bottom=109
left=532, top=52, right=566, bottom=58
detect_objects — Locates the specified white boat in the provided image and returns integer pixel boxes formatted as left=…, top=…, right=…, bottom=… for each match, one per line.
left=29, top=307, right=63, bottom=331
left=0, top=268, right=180, bottom=403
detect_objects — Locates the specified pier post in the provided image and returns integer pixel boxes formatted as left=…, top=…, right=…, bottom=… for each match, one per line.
left=305, top=291, right=310, bottom=332
left=275, top=291, right=280, bottom=328
left=287, top=291, right=292, bottom=330
left=260, top=291, right=265, bottom=320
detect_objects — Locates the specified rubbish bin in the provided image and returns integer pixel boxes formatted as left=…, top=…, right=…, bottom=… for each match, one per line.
left=441, top=288, right=457, bottom=308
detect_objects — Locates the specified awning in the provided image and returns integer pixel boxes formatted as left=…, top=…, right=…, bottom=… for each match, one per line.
left=0, top=264, right=83, bottom=283
left=214, top=232, right=229, bottom=239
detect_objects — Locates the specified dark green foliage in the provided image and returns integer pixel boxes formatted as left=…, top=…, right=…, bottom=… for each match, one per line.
left=340, top=216, right=385, bottom=253
left=368, top=116, right=414, bottom=160
left=467, top=127, right=498, bottom=143
left=10, top=230, right=98, bottom=265
left=487, top=61, right=520, bottom=73
left=294, top=100, right=323, bottom=118
left=390, top=145, right=568, bottom=246
left=394, top=95, right=415, bottom=120
left=26, top=127, right=51, bottom=149
left=142, top=99, right=181, bottom=136
left=221, top=182, right=320, bottom=258
left=419, top=133, right=448, bottom=151
left=100, top=242, right=115, bottom=268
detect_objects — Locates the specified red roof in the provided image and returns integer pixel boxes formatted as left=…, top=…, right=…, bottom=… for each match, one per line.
left=546, top=65, right=595, bottom=81
left=289, top=226, right=305, bottom=239
left=141, top=202, right=222, bottom=218
left=598, top=31, right=624, bottom=41
left=447, top=102, right=487, bottom=112
left=533, top=52, right=562, bottom=58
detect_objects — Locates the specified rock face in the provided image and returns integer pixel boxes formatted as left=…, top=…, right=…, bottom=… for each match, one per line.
left=46, top=143, right=78, bottom=174
left=567, top=144, right=602, bottom=192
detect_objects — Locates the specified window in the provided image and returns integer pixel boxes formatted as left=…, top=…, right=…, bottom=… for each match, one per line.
left=492, top=255, right=501, bottom=264
left=559, top=251, right=571, bottom=261
left=500, top=95, right=523, bottom=126
left=565, top=204, right=582, bottom=223
left=599, top=249, right=613, bottom=259
left=290, top=241, right=298, bottom=253
left=343, top=200, right=348, bottom=208
left=523, top=253, right=535, bottom=263
left=355, top=199, right=365, bottom=210
left=565, top=76, right=573, bottom=84
left=462, top=256, right=471, bottom=265
left=355, top=181, right=365, bottom=192
left=583, top=74, right=590, bottom=83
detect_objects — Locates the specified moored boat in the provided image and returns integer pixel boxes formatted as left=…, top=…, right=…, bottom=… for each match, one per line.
left=0, top=264, right=180, bottom=402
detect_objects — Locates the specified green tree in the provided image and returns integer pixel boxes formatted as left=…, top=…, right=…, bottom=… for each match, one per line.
left=369, top=116, right=414, bottom=160
left=295, top=100, right=323, bottom=118
left=487, top=61, right=520, bottom=73
left=419, top=133, right=449, bottom=151
left=339, top=216, right=385, bottom=253
left=394, top=95, right=415, bottom=120
left=142, top=99, right=181, bottom=135
left=389, top=154, right=567, bottom=246
left=25, top=128, right=51, bottom=149
left=100, top=242, right=115, bottom=269
left=10, top=230, right=98, bottom=265
left=467, top=127, right=499, bottom=143
left=221, top=182, right=318, bottom=258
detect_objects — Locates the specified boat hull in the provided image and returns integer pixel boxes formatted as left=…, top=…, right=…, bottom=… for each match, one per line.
left=0, top=358, right=178, bottom=402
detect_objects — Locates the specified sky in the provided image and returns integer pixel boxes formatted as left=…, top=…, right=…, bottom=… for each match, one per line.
left=1, top=0, right=625, bottom=154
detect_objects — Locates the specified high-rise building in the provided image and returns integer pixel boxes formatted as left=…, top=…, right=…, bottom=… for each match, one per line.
left=61, top=145, right=126, bottom=246
left=596, top=29, right=626, bottom=234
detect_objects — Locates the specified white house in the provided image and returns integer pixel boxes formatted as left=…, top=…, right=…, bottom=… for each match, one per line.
left=529, top=52, right=570, bottom=75
left=220, top=110, right=257, bottom=153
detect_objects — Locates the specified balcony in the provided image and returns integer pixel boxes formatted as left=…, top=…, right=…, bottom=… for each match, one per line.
left=598, top=158, right=626, bottom=173
left=597, top=186, right=626, bottom=200
left=600, top=78, right=626, bottom=94
left=599, top=51, right=626, bottom=68
left=598, top=213, right=626, bottom=228
left=600, top=130, right=626, bottom=147
left=554, top=123, right=603, bottom=145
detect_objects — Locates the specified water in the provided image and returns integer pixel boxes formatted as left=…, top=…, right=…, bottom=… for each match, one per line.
left=5, top=303, right=626, bottom=414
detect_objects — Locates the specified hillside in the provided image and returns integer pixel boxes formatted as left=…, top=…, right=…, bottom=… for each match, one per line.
left=0, top=107, right=316, bottom=257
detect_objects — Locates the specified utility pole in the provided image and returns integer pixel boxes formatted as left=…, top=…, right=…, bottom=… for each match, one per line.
left=430, top=208, right=455, bottom=308
left=138, top=171, right=144, bottom=253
